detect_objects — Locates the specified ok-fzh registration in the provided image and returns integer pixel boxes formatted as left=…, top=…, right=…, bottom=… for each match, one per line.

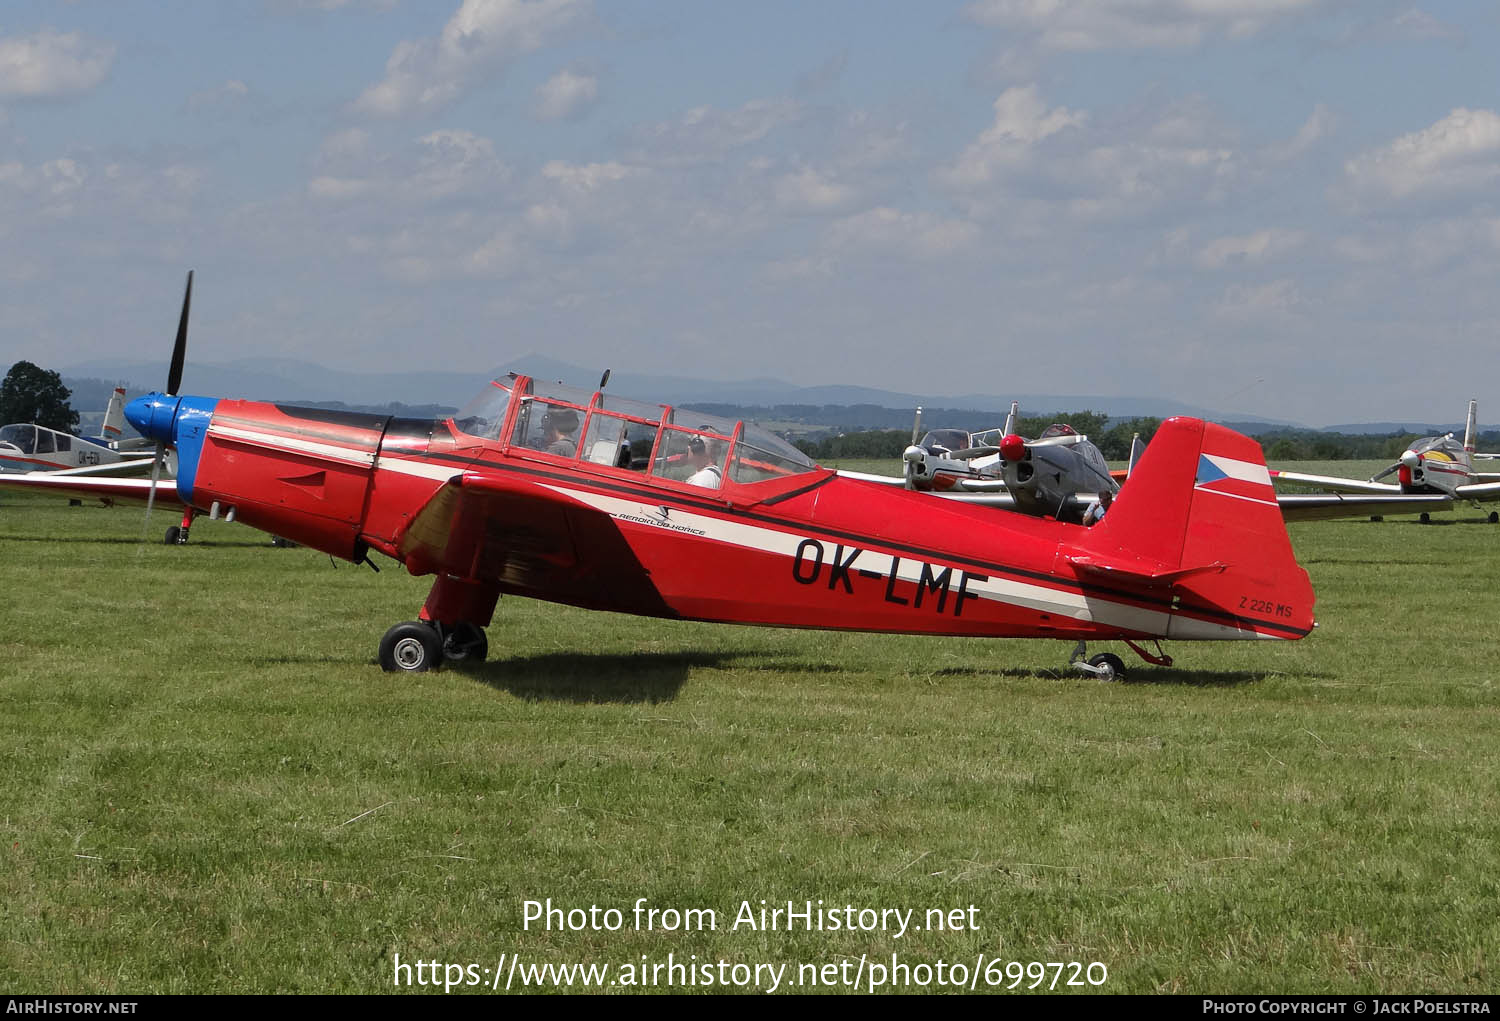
left=524, top=899, right=979, bottom=938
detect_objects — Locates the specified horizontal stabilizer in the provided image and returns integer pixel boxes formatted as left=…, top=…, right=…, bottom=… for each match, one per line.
left=1067, top=553, right=1226, bottom=587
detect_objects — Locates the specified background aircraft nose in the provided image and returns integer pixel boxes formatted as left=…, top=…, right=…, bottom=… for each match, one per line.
left=125, top=393, right=181, bottom=445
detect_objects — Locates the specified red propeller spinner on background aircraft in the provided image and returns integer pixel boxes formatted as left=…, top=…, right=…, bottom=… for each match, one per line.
left=2, top=274, right=1317, bottom=680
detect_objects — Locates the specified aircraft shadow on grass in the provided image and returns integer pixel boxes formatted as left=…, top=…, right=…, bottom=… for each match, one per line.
left=468, top=650, right=740, bottom=704
left=932, top=664, right=1305, bottom=687
left=468, top=650, right=866, bottom=703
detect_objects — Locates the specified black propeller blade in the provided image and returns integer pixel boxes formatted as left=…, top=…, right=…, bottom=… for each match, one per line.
left=168, top=270, right=192, bottom=397
left=143, top=270, right=194, bottom=546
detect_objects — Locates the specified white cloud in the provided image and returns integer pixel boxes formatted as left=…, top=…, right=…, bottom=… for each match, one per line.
left=1343, top=107, right=1500, bottom=204
left=1195, top=228, right=1306, bottom=269
left=965, top=0, right=1328, bottom=51
left=630, top=98, right=804, bottom=166
left=938, top=88, right=1239, bottom=223
left=186, top=79, right=251, bottom=113
left=0, top=153, right=202, bottom=234
left=533, top=67, right=597, bottom=120
left=936, top=86, right=1085, bottom=190
left=827, top=207, right=979, bottom=260
left=0, top=29, right=115, bottom=99
left=1216, top=278, right=1304, bottom=318
left=354, top=0, right=587, bottom=117
left=291, top=0, right=400, bottom=8
left=539, top=159, right=635, bottom=192
left=772, top=167, right=855, bottom=214
left=1266, top=104, right=1334, bottom=163
left=308, top=128, right=511, bottom=202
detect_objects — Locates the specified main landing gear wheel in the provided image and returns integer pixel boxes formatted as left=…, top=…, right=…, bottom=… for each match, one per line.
left=164, top=525, right=188, bottom=545
left=442, top=622, right=488, bottom=668
left=1087, top=653, right=1127, bottom=682
left=379, top=621, right=442, bottom=673
left=1489, top=512, right=1498, bottom=525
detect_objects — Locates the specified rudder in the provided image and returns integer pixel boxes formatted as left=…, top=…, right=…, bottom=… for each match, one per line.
left=1086, top=417, right=1315, bottom=640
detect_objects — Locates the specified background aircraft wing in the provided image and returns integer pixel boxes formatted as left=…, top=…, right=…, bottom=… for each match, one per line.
left=1276, top=492, right=1453, bottom=522
left=949, top=477, right=1008, bottom=494
left=927, top=491, right=1018, bottom=508
left=1454, top=481, right=1500, bottom=501
left=1269, top=469, right=1404, bottom=495
left=835, top=470, right=903, bottom=486
left=0, top=473, right=180, bottom=506
left=26, top=456, right=157, bottom=478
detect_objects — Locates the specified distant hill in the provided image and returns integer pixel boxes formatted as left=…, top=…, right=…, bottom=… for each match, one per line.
left=65, top=353, right=1294, bottom=426
left=61, top=353, right=1489, bottom=436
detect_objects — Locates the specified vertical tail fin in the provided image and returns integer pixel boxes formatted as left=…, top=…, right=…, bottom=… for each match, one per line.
left=100, top=387, right=127, bottom=443
left=1081, top=417, right=1314, bottom=640
left=1464, top=399, right=1477, bottom=453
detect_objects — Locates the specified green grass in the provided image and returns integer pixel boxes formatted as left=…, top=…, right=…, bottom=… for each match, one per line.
left=1, top=486, right=1497, bottom=994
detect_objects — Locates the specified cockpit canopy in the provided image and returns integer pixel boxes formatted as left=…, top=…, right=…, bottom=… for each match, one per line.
left=918, top=429, right=971, bottom=455
left=0, top=423, right=72, bottom=455
left=451, top=374, right=819, bottom=489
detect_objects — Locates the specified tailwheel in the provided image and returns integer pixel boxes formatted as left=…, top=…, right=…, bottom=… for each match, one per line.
left=379, top=621, right=443, bottom=673
left=1489, top=512, right=1498, bottom=524
left=1067, top=641, right=1126, bottom=681
left=441, top=622, right=488, bottom=668
left=1087, top=653, right=1126, bottom=682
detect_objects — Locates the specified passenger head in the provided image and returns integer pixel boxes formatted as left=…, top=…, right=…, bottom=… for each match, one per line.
left=543, top=408, right=579, bottom=438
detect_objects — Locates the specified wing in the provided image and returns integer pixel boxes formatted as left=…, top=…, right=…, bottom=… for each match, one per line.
left=835, top=470, right=903, bottom=486
left=835, top=471, right=1021, bottom=508
left=25, top=456, right=156, bottom=478
left=395, top=472, right=674, bottom=616
left=0, top=473, right=181, bottom=506
left=1454, top=481, right=1500, bottom=502
left=1277, top=492, right=1453, bottom=522
left=928, top=490, right=1018, bottom=508
left=1269, top=469, right=1404, bottom=495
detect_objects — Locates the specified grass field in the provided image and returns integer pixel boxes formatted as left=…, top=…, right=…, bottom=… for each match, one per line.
left=2, top=474, right=1497, bottom=995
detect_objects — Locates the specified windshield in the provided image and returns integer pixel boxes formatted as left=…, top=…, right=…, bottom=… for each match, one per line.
left=729, top=422, right=818, bottom=484
left=0, top=424, right=35, bottom=454
left=452, top=380, right=516, bottom=441
left=919, top=429, right=970, bottom=454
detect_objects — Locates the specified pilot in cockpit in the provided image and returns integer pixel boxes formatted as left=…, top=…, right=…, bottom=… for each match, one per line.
left=684, top=435, right=722, bottom=489
left=540, top=408, right=580, bottom=457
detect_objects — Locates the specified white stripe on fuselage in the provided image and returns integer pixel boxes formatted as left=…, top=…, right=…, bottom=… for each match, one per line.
left=210, top=424, right=378, bottom=469
left=541, top=483, right=1266, bottom=640
left=221, top=426, right=1275, bottom=641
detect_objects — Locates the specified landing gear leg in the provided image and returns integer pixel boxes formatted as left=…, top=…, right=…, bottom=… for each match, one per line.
left=165, top=508, right=196, bottom=545
left=1068, top=641, right=1127, bottom=681
left=378, top=576, right=499, bottom=673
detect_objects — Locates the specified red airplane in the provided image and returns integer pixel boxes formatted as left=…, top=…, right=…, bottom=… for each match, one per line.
left=2, top=276, right=1316, bottom=680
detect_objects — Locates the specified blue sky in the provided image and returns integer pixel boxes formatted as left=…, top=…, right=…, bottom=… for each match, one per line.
left=1, top=0, right=1497, bottom=425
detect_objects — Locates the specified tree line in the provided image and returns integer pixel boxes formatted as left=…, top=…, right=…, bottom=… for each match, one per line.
left=795, top=414, right=1164, bottom=461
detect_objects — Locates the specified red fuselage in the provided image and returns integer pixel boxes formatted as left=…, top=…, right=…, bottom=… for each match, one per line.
left=178, top=386, right=1314, bottom=646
